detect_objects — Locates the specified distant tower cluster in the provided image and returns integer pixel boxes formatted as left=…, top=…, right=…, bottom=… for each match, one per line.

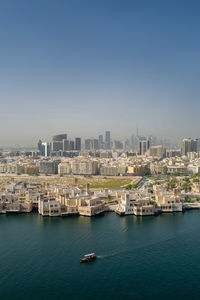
left=38, top=133, right=81, bottom=156
left=84, top=131, right=112, bottom=150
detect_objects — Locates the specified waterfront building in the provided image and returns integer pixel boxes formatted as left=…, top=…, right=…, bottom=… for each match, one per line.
left=38, top=197, right=61, bottom=216
left=117, top=193, right=135, bottom=215
left=153, top=186, right=182, bottom=212
left=117, top=192, right=156, bottom=216
left=60, top=198, right=79, bottom=215
left=133, top=199, right=156, bottom=216
left=0, top=191, right=33, bottom=213
left=26, top=191, right=43, bottom=210
left=78, top=197, right=105, bottom=216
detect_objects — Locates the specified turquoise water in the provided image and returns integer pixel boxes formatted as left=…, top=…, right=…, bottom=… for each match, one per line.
left=1, top=211, right=200, bottom=300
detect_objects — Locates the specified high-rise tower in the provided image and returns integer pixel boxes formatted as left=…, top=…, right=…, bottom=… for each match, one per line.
left=105, top=131, right=111, bottom=149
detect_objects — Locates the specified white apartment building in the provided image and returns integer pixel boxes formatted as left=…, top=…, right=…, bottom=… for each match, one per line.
left=58, top=163, right=71, bottom=175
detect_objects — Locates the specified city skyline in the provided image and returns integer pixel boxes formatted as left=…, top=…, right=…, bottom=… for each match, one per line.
left=0, top=129, right=198, bottom=149
left=1, top=0, right=200, bottom=146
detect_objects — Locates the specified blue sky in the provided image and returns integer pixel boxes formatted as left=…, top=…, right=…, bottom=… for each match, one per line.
left=0, top=0, right=200, bottom=146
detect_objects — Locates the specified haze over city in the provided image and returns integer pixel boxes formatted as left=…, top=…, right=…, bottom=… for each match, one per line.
left=2, top=2, right=200, bottom=300
left=1, top=0, right=200, bottom=146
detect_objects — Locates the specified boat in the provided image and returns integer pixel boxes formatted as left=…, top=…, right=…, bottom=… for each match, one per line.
left=80, top=253, right=96, bottom=263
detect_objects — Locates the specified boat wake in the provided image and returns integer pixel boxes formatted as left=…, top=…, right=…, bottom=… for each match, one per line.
left=96, top=233, right=185, bottom=260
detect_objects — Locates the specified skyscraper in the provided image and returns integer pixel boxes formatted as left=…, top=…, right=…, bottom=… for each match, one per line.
left=139, top=139, right=150, bottom=155
left=98, top=135, right=103, bottom=149
left=124, top=139, right=130, bottom=150
left=69, top=141, right=75, bottom=150
left=51, top=141, right=63, bottom=152
left=105, top=131, right=111, bottom=149
left=181, top=138, right=197, bottom=156
left=131, top=135, right=135, bottom=150
left=196, top=138, right=200, bottom=152
left=52, top=134, right=67, bottom=141
left=114, top=140, right=123, bottom=149
left=63, top=139, right=69, bottom=151
left=41, top=142, right=50, bottom=157
left=38, top=140, right=42, bottom=152
left=51, top=134, right=68, bottom=152
left=75, top=138, right=81, bottom=151
left=85, top=139, right=99, bottom=150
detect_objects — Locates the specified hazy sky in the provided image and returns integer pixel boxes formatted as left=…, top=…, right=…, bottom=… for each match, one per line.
left=1, top=0, right=200, bottom=146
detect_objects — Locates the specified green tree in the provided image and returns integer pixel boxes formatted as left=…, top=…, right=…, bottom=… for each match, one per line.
left=192, top=173, right=200, bottom=178
left=193, top=178, right=199, bottom=183
left=167, top=177, right=178, bottom=190
left=144, top=169, right=151, bottom=176
left=173, top=171, right=180, bottom=176
left=182, top=182, right=192, bottom=193
left=185, top=196, right=195, bottom=203
left=125, top=184, right=132, bottom=190
left=183, top=177, right=190, bottom=182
